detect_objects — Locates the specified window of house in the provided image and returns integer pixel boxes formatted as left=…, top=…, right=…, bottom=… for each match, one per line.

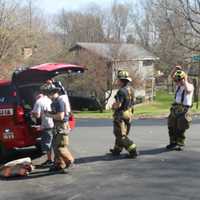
left=143, top=60, right=154, bottom=66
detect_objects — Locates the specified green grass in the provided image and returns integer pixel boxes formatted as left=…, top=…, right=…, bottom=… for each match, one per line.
left=191, top=104, right=200, bottom=113
left=134, top=90, right=173, bottom=117
left=74, top=90, right=200, bottom=118
left=74, top=110, right=113, bottom=119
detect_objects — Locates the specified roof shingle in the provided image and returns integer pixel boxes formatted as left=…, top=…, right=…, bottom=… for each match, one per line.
left=69, top=42, right=158, bottom=61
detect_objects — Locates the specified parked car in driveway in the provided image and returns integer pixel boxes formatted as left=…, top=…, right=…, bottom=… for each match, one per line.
left=68, top=95, right=101, bottom=111
left=0, top=63, right=85, bottom=158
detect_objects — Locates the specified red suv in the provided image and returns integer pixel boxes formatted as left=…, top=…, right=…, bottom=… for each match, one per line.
left=0, top=63, right=85, bottom=158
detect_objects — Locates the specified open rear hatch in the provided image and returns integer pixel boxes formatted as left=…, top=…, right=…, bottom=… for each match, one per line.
left=12, top=63, right=85, bottom=109
left=12, top=63, right=85, bottom=128
left=12, top=63, right=85, bottom=85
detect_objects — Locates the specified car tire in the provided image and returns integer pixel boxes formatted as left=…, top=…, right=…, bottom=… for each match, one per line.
left=0, top=143, right=7, bottom=160
left=35, top=142, right=43, bottom=154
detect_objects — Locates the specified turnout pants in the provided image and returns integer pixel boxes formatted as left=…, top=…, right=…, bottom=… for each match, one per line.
left=113, top=110, right=136, bottom=153
left=53, top=122, right=74, bottom=169
left=168, top=104, right=192, bottom=146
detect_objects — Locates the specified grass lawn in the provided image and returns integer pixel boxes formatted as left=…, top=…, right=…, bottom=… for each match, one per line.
left=134, top=90, right=173, bottom=117
left=74, top=90, right=200, bottom=119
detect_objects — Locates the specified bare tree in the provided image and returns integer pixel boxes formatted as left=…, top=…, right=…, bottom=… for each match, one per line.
left=154, top=0, right=200, bottom=52
left=111, top=2, right=129, bottom=41
left=56, top=9, right=105, bottom=47
left=0, top=0, right=60, bottom=78
left=128, top=0, right=190, bottom=74
left=0, top=0, right=22, bottom=62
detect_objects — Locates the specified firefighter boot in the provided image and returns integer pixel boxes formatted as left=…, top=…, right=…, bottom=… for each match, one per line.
left=109, top=148, right=121, bottom=156
left=176, top=129, right=185, bottom=151
left=166, top=143, right=177, bottom=150
left=128, top=148, right=138, bottom=158
left=174, top=144, right=184, bottom=151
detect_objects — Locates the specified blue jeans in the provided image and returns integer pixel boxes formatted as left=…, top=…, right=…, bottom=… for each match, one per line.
left=41, top=129, right=53, bottom=153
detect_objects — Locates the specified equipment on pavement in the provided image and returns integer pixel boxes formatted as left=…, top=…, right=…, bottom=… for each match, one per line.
left=0, top=157, right=34, bottom=177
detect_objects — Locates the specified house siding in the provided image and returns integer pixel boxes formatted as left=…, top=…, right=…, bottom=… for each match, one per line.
left=69, top=42, right=158, bottom=109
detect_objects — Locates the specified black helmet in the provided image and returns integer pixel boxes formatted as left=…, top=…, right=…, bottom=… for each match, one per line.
left=40, top=83, right=60, bottom=94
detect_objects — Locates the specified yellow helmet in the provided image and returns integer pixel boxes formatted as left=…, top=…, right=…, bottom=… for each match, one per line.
left=174, top=70, right=186, bottom=81
left=117, top=70, right=132, bottom=82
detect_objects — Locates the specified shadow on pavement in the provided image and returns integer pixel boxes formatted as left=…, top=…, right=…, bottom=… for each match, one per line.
left=75, top=153, right=132, bottom=165
left=0, top=147, right=42, bottom=164
left=75, top=147, right=168, bottom=165
left=139, top=147, right=168, bottom=155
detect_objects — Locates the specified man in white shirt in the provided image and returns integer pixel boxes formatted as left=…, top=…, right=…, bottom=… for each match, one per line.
left=167, top=65, right=194, bottom=151
left=32, top=86, right=54, bottom=166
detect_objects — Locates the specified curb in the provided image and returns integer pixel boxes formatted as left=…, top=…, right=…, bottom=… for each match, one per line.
left=75, top=112, right=200, bottom=120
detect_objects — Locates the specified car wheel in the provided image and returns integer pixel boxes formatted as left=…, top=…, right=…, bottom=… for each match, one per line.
left=35, top=142, right=43, bottom=154
left=0, top=143, right=7, bottom=160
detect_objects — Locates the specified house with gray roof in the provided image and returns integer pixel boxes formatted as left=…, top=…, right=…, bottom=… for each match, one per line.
left=69, top=42, right=159, bottom=109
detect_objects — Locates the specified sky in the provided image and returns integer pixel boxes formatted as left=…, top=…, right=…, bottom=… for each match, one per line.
left=36, top=0, right=115, bottom=14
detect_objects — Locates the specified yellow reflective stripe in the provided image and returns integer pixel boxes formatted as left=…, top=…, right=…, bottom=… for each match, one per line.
left=128, top=143, right=136, bottom=152
left=126, top=87, right=132, bottom=100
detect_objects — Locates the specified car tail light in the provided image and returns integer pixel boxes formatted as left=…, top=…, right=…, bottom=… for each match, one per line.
left=15, top=106, right=25, bottom=123
left=12, top=91, right=17, bottom=97
left=69, top=114, right=75, bottom=129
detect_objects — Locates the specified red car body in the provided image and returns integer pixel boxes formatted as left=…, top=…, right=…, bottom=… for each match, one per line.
left=0, top=63, right=85, bottom=156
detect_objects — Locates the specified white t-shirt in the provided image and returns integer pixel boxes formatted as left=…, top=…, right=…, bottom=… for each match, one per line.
left=32, top=95, right=54, bottom=129
left=59, top=94, right=71, bottom=114
left=175, top=84, right=194, bottom=106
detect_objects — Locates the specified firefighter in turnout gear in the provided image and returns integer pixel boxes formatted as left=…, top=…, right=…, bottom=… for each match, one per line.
left=110, top=70, right=138, bottom=158
left=167, top=65, right=194, bottom=151
left=44, top=84, right=74, bottom=173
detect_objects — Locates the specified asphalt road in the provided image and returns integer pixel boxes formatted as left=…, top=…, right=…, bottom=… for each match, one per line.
left=1, top=117, right=200, bottom=200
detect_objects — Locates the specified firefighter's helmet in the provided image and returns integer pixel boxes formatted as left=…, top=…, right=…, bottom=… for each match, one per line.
left=117, top=70, right=132, bottom=82
left=40, top=83, right=60, bottom=94
left=174, top=70, right=186, bottom=81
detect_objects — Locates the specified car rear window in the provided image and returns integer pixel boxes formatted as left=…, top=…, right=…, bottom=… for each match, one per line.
left=18, top=85, right=41, bottom=108
left=0, top=84, right=17, bottom=105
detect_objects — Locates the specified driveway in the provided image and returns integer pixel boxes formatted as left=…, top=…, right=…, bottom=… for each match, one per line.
left=0, top=118, right=200, bottom=200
